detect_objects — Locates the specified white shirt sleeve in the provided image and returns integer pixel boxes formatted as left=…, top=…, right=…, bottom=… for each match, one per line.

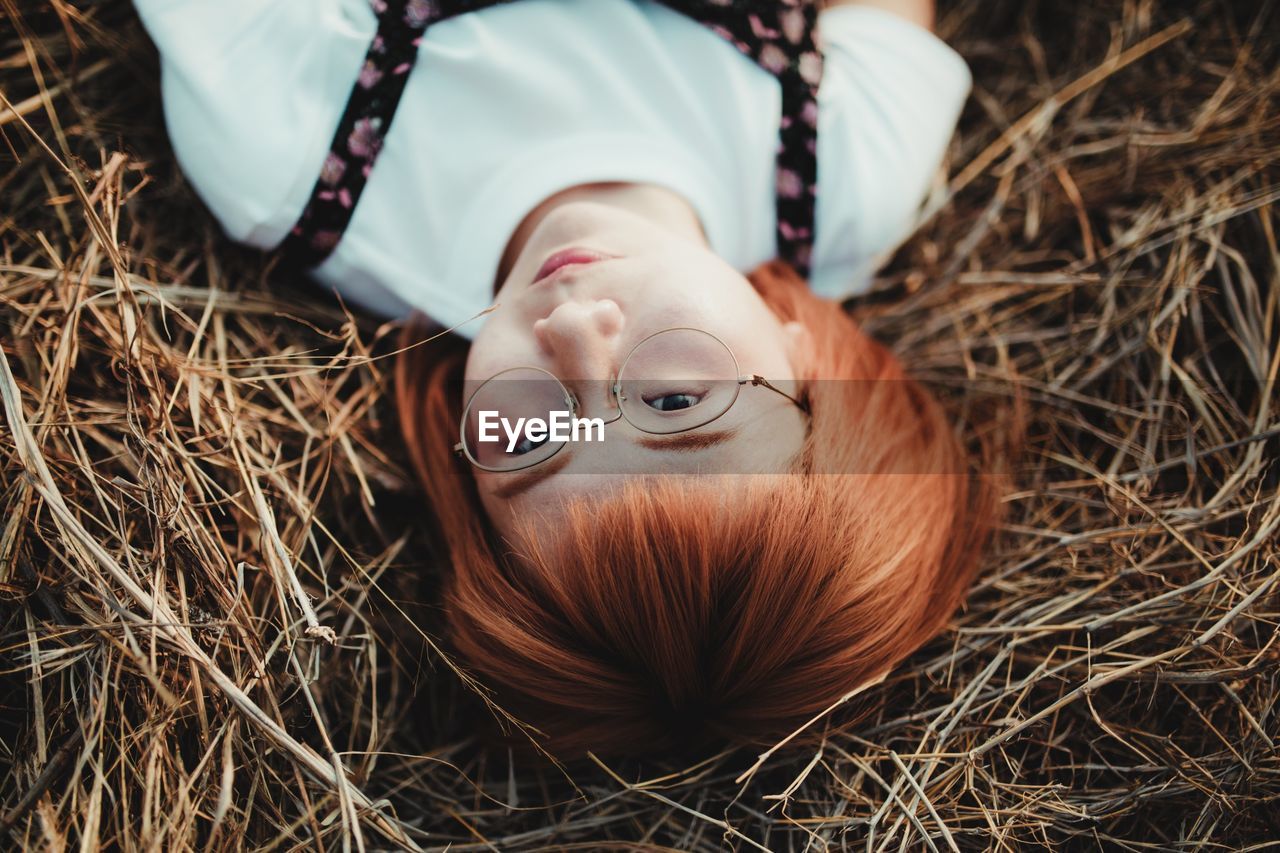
left=810, top=5, right=972, bottom=300
left=131, top=0, right=372, bottom=248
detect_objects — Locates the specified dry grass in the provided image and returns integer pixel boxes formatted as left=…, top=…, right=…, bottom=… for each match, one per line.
left=2, top=0, right=1278, bottom=849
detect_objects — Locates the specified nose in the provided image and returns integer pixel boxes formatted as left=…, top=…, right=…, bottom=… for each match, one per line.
left=533, top=298, right=625, bottom=383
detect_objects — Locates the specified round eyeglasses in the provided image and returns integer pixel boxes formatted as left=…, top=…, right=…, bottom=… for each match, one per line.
left=454, top=327, right=810, bottom=472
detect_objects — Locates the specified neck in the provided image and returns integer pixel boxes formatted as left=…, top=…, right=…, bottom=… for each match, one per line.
left=495, top=182, right=706, bottom=289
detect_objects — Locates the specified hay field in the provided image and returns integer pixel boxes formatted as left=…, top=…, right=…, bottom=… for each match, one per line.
left=2, top=0, right=1278, bottom=849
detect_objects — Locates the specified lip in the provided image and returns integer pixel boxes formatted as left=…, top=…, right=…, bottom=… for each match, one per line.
left=532, top=248, right=615, bottom=285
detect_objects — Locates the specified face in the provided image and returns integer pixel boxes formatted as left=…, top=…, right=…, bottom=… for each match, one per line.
left=464, top=200, right=809, bottom=545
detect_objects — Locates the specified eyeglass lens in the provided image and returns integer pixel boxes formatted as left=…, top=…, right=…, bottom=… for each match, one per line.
left=461, top=367, right=571, bottom=470
left=461, top=329, right=741, bottom=471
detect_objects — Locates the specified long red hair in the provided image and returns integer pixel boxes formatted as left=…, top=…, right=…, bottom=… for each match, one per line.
left=396, top=261, right=1001, bottom=755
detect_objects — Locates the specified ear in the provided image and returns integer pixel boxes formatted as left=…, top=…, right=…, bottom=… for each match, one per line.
left=781, top=320, right=816, bottom=379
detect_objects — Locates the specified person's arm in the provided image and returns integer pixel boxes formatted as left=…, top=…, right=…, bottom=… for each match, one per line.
left=819, top=0, right=934, bottom=32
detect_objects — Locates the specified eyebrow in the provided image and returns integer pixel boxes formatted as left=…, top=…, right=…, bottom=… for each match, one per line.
left=490, top=428, right=740, bottom=499
left=635, top=428, right=740, bottom=452
left=491, top=451, right=573, bottom=500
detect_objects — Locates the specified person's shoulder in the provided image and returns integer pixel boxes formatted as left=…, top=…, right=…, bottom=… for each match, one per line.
left=809, top=3, right=971, bottom=299
left=134, top=0, right=341, bottom=57
left=818, top=2, right=969, bottom=81
left=143, top=0, right=372, bottom=247
left=818, top=0, right=935, bottom=32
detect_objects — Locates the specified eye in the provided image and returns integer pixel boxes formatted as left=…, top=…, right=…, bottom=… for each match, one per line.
left=507, top=434, right=550, bottom=456
left=643, top=391, right=704, bottom=412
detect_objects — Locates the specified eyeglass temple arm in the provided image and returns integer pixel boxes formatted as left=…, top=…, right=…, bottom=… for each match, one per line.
left=741, top=374, right=810, bottom=414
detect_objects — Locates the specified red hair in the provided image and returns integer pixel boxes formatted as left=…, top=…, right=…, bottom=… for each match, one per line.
left=396, top=260, right=1001, bottom=755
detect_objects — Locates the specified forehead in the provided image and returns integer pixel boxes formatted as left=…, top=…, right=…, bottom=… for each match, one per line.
left=495, top=471, right=804, bottom=544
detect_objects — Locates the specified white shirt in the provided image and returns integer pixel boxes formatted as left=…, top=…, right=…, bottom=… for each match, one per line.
left=134, top=0, right=971, bottom=338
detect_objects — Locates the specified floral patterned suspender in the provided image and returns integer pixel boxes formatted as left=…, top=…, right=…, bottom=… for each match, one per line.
left=278, top=0, right=823, bottom=276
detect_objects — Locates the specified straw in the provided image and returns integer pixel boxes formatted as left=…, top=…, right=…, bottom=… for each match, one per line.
left=2, top=0, right=1277, bottom=848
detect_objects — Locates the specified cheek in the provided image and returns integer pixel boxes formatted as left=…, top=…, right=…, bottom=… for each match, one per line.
left=640, top=267, right=743, bottom=327
left=716, top=304, right=796, bottom=378
left=464, top=320, right=524, bottom=383
left=475, top=476, right=507, bottom=524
